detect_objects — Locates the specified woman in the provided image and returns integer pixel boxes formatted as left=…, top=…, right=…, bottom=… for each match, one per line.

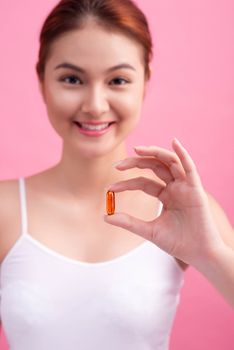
left=0, top=0, right=233, bottom=349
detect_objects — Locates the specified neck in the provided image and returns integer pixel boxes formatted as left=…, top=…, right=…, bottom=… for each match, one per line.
left=51, top=141, right=131, bottom=201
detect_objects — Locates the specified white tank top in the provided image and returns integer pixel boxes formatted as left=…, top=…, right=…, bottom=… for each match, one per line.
left=0, top=177, right=184, bottom=350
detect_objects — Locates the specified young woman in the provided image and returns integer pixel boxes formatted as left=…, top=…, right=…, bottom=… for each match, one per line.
left=0, top=0, right=233, bottom=349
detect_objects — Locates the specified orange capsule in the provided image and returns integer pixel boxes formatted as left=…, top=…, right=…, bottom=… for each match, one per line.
left=106, top=190, right=115, bottom=215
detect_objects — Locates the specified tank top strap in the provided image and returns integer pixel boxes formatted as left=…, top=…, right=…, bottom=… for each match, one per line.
left=18, top=177, right=28, bottom=236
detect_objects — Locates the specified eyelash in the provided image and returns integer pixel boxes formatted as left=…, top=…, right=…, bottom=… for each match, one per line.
left=59, top=75, right=130, bottom=86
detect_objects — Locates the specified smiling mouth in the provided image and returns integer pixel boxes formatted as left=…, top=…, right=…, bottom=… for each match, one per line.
left=74, top=121, right=115, bottom=130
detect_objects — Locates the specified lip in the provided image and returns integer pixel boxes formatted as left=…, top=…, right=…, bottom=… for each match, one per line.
left=74, top=121, right=115, bottom=137
left=74, top=121, right=115, bottom=125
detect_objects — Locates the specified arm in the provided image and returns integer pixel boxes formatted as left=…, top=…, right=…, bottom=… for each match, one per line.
left=194, top=191, right=234, bottom=308
left=193, top=242, right=234, bottom=308
left=206, top=192, right=234, bottom=250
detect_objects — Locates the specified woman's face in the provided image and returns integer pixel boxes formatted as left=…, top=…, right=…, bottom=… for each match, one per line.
left=39, top=20, right=147, bottom=157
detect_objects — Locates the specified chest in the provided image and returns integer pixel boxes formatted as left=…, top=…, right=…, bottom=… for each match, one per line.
left=1, top=188, right=159, bottom=264
left=27, top=191, right=158, bottom=262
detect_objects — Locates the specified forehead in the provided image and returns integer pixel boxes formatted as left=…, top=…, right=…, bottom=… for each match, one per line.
left=47, top=22, right=144, bottom=71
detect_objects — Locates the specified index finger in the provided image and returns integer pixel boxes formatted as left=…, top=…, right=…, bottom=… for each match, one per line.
left=133, top=143, right=186, bottom=181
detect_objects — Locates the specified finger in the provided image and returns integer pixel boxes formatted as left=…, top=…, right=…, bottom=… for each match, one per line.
left=133, top=146, right=186, bottom=181
left=104, top=212, right=155, bottom=242
left=172, top=138, right=203, bottom=187
left=108, top=176, right=166, bottom=198
left=115, top=157, right=173, bottom=184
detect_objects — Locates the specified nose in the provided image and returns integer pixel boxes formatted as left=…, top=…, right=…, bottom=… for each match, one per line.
left=81, top=84, right=110, bottom=118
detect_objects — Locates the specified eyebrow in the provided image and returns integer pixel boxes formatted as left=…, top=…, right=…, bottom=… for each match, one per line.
left=54, top=62, right=136, bottom=74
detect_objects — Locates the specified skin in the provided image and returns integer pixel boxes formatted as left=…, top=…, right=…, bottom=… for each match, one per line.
left=38, top=18, right=234, bottom=307
left=39, top=18, right=148, bottom=203
left=104, top=141, right=234, bottom=307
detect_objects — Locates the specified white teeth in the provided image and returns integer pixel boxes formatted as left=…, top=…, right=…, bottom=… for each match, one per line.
left=79, top=123, right=110, bottom=131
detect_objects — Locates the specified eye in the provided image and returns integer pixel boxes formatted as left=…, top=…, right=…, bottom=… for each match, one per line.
left=58, top=75, right=130, bottom=86
left=59, top=75, right=82, bottom=85
left=110, top=77, right=129, bottom=86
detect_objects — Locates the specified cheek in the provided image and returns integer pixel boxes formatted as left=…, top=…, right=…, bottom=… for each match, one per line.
left=45, top=84, right=79, bottom=119
left=115, top=88, right=143, bottom=123
left=43, top=84, right=80, bottom=138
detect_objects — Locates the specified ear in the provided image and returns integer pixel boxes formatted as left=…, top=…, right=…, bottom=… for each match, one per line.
left=143, top=65, right=152, bottom=100
left=143, top=84, right=147, bottom=100
left=38, top=79, right=46, bottom=104
left=143, top=80, right=150, bottom=100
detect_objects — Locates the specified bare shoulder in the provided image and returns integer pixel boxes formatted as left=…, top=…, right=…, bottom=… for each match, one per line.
left=206, top=191, right=234, bottom=249
left=0, top=178, right=21, bottom=262
left=0, top=178, right=19, bottom=212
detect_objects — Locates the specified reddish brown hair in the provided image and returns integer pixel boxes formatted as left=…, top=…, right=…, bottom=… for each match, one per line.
left=36, top=0, right=153, bottom=82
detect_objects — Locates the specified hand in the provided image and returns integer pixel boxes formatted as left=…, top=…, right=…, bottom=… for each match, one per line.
left=104, top=138, right=224, bottom=267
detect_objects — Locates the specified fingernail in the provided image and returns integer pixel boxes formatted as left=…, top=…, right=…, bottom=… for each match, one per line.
left=104, top=184, right=115, bottom=191
left=112, top=160, right=124, bottom=167
left=174, top=137, right=182, bottom=146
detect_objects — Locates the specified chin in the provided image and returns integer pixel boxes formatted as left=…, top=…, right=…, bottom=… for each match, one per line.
left=73, top=143, right=116, bottom=159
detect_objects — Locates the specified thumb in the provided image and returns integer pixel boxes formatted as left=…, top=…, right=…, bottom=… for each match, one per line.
left=103, top=212, right=154, bottom=241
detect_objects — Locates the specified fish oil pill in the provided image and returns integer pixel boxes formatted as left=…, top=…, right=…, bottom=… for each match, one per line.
left=106, top=190, right=115, bottom=215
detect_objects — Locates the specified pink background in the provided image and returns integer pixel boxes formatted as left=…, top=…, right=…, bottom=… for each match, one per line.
left=0, top=0, right=233, bottom=349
